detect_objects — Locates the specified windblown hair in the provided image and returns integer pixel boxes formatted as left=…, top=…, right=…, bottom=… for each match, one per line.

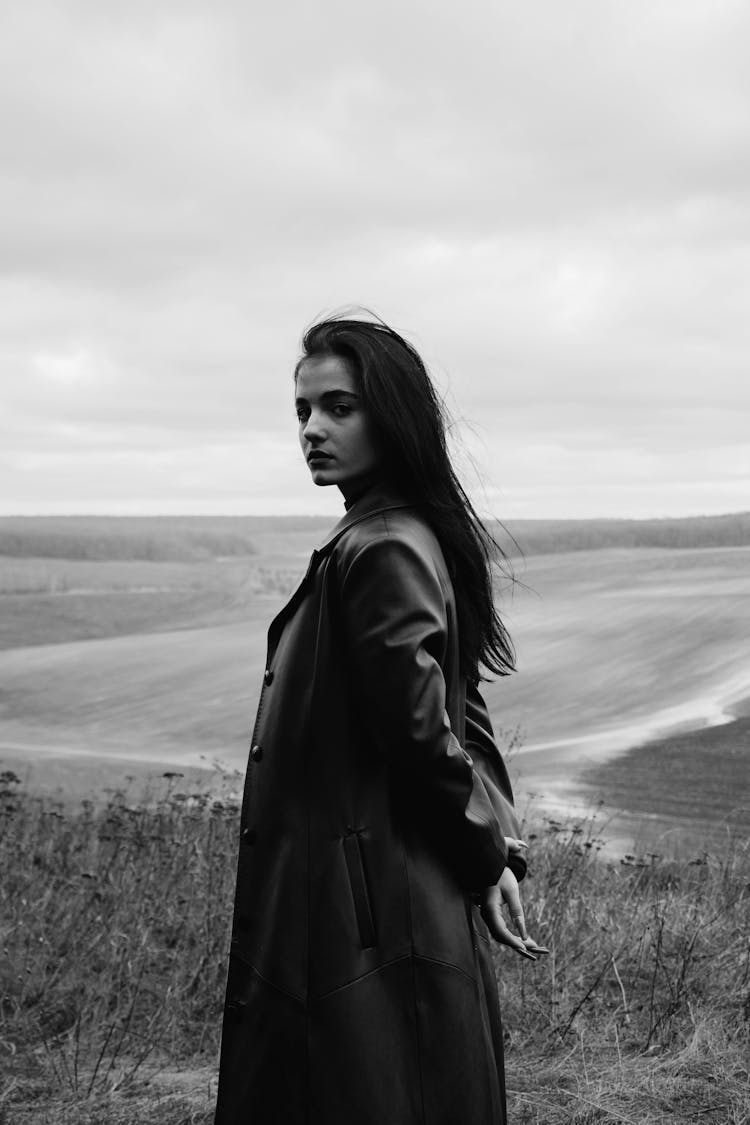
left=297, top=314, right=515, bottom=680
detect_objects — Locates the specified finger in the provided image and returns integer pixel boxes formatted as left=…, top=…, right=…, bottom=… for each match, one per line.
left=481, top=905, right=537, bottom=960
left=496, top=926, right=537, bottom=960
left=504, top=837, right=528, bottom=853
left=510, top=909, right=529, bottom=941
left=523, top=938, right=550, bottom=955
left=514, top=944, right=537, bottom=961
left=500, top=877, right=522, bottom=921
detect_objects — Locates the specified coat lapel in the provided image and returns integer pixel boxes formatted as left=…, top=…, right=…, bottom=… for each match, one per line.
left=264, top=486, right=412, bottom=661
left=265, top=548, right=323, bottom=663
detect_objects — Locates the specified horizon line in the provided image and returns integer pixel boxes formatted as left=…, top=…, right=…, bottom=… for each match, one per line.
left=1, top=509, right=749, bottom=523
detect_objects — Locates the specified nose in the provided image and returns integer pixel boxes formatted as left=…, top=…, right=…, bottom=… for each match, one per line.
left=302, top=409, right=326, bottom=443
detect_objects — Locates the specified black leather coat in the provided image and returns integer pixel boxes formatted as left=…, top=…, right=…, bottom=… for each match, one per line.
left=215, top=486, right=526, bottom=1125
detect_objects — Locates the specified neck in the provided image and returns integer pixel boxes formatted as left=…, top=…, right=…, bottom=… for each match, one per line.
left=339, top=470, right=384, bottom=510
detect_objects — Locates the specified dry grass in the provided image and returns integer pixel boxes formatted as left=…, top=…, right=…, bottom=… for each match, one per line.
left=1, top=775, right=748, bottom=1124
left=501, top=816, right=750, bottom=1123
left=0, top=771, right=234, bottom=1121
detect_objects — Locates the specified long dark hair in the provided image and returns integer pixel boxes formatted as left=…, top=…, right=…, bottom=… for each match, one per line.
left=297, top=313, right=515, bottom=681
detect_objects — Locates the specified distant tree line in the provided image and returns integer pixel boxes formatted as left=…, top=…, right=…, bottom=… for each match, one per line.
left=0, top=511, right=748, bottom=560
left=0, top=520, right=261, bottom=561
left=499, top=512, right=750, bottom=556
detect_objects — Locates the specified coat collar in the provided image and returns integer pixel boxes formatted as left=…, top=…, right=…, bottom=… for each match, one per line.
left=265, top=485, right=412, bottom=659
left=315, top=483, right=412, bottom=556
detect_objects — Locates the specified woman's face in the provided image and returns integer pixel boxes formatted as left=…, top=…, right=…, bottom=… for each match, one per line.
left=295, top=354, right=381, bottom=501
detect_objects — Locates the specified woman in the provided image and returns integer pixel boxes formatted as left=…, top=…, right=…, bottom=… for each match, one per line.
left=215, top=315, right=546, bottom=1125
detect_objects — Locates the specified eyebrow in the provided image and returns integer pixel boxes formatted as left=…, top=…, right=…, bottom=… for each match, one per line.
left=294, top=389, right=360, bottom=405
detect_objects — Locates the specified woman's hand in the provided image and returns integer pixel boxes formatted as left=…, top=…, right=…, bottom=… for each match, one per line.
left=479, top=838, right=550, bottom=961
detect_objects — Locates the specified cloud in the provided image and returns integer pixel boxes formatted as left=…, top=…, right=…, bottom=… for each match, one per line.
left=0, top=0, right=748, bottom=516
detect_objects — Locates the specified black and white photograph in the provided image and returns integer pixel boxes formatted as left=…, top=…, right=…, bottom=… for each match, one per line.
left=1, top=2, right=749, bottom=1122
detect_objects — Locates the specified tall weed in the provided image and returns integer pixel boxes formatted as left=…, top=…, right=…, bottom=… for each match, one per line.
left=1, top=776, right=748, bottom=1118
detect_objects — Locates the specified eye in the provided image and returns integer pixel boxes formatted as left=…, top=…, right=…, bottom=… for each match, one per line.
left=296, top=407, right=310, bottom=423
left=331, top=403, right=353, bottom=417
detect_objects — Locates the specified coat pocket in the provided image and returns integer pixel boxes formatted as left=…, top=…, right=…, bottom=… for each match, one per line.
left=342, top=831, right=377, bottom=949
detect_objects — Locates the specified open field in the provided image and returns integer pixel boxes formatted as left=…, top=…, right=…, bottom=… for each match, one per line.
left=579, top=716, right=750, bottom=855
left=0, top=556, right=302, bottom=650
left=493, top=545, right=750, bottom=751
left=1, top=783, right=747, bottom=1124
left=2, top=533, right=749, bottom=848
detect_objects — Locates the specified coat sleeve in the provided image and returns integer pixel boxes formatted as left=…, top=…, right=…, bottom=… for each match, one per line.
left=465, top=680, right=527, bottom=882
left=339, top=532, right=508, bottom=890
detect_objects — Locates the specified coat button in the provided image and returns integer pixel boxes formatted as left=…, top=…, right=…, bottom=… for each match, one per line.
left=251, top=743, right=264, bottom=762
left=263, top=668, right=274, bottom=686
left=241, top=827, right=257, bottom=845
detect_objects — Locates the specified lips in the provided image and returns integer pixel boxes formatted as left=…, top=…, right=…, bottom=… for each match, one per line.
left=307, top=451, right=334, bottom=464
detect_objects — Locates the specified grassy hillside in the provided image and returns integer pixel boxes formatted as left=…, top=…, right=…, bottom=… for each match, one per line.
left=581, top=716, right=750, bottom=848
left=0, top=776, right=747, bottom=1123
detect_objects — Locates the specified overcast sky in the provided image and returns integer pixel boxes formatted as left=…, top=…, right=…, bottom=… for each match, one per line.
left=2, top=0, right=748, bottom=519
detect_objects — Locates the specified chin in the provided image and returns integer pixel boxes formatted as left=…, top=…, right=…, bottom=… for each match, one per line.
left=309, top=467, right=339, bottom=487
